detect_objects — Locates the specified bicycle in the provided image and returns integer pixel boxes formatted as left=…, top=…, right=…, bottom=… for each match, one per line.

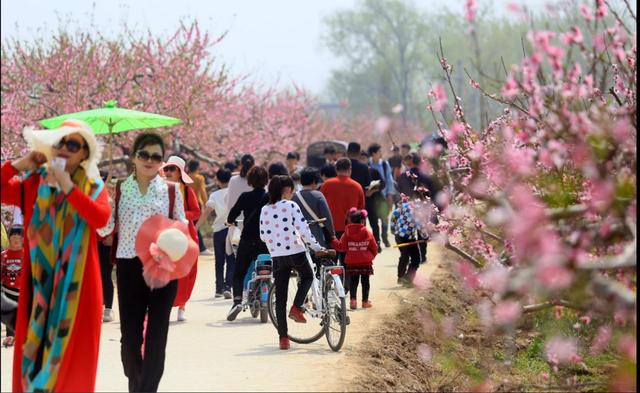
left=267, top=219, right=348, bottom=352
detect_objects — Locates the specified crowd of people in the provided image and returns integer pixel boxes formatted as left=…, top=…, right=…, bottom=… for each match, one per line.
left=0, top=120, right=441, bottom=392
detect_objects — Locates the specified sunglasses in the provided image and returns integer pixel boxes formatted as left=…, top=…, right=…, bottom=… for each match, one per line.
left=53, top=138, right=88, bottom=153
left=163, top=165, right=179, bottom=173
left=136, top=150, right=164, bottom=163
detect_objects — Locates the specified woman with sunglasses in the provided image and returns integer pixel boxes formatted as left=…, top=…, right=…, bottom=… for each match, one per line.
left=98, top=132, right=186, bottom=392
left=1, top=119, right=111, bottom=392
left=160, top=156, right=200, bottom=322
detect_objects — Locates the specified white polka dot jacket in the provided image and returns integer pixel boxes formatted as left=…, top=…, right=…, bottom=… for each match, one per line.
left=259, top=200, right=322, bottom=257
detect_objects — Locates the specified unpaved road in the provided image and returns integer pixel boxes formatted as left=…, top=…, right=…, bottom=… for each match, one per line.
left=1, top=244, right=438, bottom=392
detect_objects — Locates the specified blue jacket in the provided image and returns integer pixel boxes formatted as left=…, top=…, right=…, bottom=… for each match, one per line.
left=369, top=159, right=395, bottom=197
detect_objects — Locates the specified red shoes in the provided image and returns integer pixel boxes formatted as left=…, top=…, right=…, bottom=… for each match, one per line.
left=350, top=299, right=358, bottom=310
left=362, top=300, right=373, bottom=309
left=279, top=336, right=290, bottom=350
left=288, top=305, right=307, bottom=323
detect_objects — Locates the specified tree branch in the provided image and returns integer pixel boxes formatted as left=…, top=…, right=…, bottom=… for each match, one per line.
left=546, top=204, right=587, bottom=220
left=590, top=274, right=636, bottom=309
left=445, top=241, right=483, bottom=268
left=523, top=299, right=585, bottom=313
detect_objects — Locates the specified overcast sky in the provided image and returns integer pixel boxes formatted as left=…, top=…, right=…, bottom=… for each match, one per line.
left=2, top=0, right=549, bottom=96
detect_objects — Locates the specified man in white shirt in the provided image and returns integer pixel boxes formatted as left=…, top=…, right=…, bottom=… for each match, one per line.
left=198, top=169, right=235, bottom=299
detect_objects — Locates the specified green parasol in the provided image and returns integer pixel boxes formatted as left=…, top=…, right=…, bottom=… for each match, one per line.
left=40, top=100, right=182, bottom=178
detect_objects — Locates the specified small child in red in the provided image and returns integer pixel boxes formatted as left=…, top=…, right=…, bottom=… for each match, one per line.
left=1, top=226, right=23, bottom=347
left=331, top=208, right=378, bottom=310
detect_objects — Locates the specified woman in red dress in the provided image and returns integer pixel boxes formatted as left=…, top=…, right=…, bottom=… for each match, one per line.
left=1, top=119, right=110, bottom=392
left=161, top=156, right=200, bottom=321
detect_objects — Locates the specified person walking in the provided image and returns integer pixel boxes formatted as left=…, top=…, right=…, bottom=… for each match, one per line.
left=225, top=154, right=255, bottom=256
left=2, top=119, right=111, bottom=392
left=162, top=156, right=201, bottom=322
left=97, top=233, right=115, bottom=323
left=331, top=208, right=377, bottom=310
left=98, top=132, right=186, bottom=392
left=320, top=158, right=365, bottom=241
left=1, top=226, right=24, bottom=347
left=291, top=167, right=335, bottom=248
left=259, top=175, right=324, bottom=350
left=226, top=166, right=270, bottom=321
left=368, top=143, right=396, bottom=248
left=198, top=168, right=235, bottom=299
left=390, top=198, right=422, bottom=286
left=186, top=160, right=212, bottom=256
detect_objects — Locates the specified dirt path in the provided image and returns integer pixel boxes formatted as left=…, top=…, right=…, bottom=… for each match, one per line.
left=1, top=244, right=438, bottom=392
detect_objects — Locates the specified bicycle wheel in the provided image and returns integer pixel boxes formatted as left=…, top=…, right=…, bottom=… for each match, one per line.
left=324, top=274, right=347, bottom=352
left=267, top=274, right=325, bottom=344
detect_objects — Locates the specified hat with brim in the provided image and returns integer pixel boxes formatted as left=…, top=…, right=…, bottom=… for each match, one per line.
left=135, top=214, right=198, bottom=289
left=160, top=156, right=193, bottom=184
left=23, top=119, right=102, bottom=179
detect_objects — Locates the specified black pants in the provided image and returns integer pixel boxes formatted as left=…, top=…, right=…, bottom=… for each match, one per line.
left=1, top=288, right=18, bottom=337
left=418, top=232, right=428, bottom=263
left=396, top=236, right=422, bottom=282
left=232, top=239, right=268, bottom=304
left=348, top=274, right=370, bottom=301
left=213, top=228, right=235, bottom=293
left=98, top=241, right=114, bottom=309
left=116, top=258, right=177, bottom=392
left=272, top=252, right=314, bottom=338
left=365, top=197, right=381, bottom=248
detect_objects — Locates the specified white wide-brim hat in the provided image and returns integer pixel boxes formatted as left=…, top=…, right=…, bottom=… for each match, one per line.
left=23, top=119, right=102, bottom=179
left=160, top=156, right=193, bottom=184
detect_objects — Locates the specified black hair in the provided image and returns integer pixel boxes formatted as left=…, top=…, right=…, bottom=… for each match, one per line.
left=401, top=143, right=411, bottom=150
left=405, top=152, right=421, bottom=166
left=268, top=162, right=289, bottom=179
left=347, top=142, right=361, bottom=154
left=323, top=145, right=337, bottom=155
left=360, top=150, right=369, bottom=158
left=268, top=175, right=295, bottom=204
left=300, top=167, right=321, bottom=186
left=349, top=210, right=366, bottom=224
left=99, top=170, right=108, bottom=182
left=320, top=164, right=337, bottom=179
left=392, top=145, right=400, bottom=153
left=8, top=226, right=23, bottom=237
left=132, top=132, right=165, bottom=156
left=223, top=160, right=237, bottom=172
left=187, top=159, right=200, bottom=173
left=368, top=143, right=382, bottom=155
left=286, top=151, right=300, bottom=160
left=335, top=158, right=351, bottom=172
left=239, top=154, right=255, bottom=178
left=215, top=168, right=232, bottom=183
left=247, top=166, right=268, bottom=189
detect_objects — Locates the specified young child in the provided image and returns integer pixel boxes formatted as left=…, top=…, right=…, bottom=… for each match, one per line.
left=1, top=226, right=24, bottom=347
left=390, top=199, right=421, bottom=287
left=332, top=208, right=378, bottom=310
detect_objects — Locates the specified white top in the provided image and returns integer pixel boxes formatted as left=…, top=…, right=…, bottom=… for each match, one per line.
left=98, top=175, right=186, bottom=259
left=226, top=175, right=252, bottom=219
left=259, top=200, right=321, bottom=257
left=206, top=188, right=229, bottom=233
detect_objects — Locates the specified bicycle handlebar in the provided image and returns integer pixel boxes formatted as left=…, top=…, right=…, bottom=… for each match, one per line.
left=315, top=249, right=337, bottom=258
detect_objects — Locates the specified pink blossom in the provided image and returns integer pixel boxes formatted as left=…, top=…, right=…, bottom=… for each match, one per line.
left=617, top=335, right=636, bottom=361
left=479, top=264, right=510, bottom=293
left=440, top=317, right=456, bottom=337
left=536, top=264, right=574, bottom=290
left=595, top=0, right=608, bottom=19
left=505, top=146, right=535, bottom=176
left=464, top=0, right=477, bottom=22
left=502, top=75, right=520, bottom=98
left=561, top=26, right=584, bottom=45
left=493, top=300, right=522, bottom=326
left=417, top=343, right=434, bottom=362
left=374, top=116, right=391, bottom=134
left=580, top=4, right=594, bottom=22
left=469, top=78, right=481, bottom=89
left=545, top=336, right=580, bottom=365
left=457, top=261, right=480, bottom=290
left=590, top=325, right=612, bottom=355
left=428, top=83, right=447, bottom=111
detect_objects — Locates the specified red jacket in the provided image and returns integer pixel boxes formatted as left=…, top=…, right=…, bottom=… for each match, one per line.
left=1, top=248, right=23, bottom=290
left=331, top=223, right=377, bottom=268
left=320, top=175, right=365, bottom=232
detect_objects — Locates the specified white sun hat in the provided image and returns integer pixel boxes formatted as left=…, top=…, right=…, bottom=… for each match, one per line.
left=23, top=119, right=103, bottom=179
left=160, top=156, right=193, bottom=184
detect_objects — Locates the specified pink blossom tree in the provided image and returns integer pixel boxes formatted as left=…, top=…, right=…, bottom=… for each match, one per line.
left=415, top=0, right=636, bottom=389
